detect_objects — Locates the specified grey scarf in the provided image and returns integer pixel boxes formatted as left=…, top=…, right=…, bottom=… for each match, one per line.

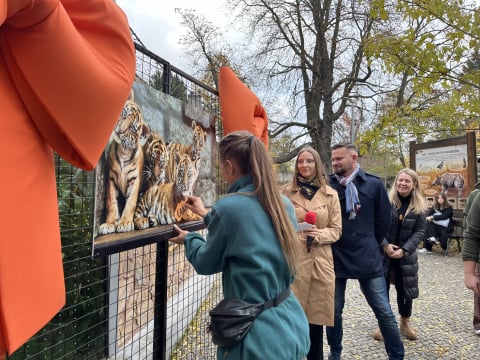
left=335, top=164, right=361, bottom=219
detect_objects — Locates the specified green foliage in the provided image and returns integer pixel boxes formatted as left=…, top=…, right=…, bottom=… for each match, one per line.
left=360, top=0, right=479, bottom=173
left=8, top=156, right=107, bottom=360
left=367, top=0, right=479, bottom=93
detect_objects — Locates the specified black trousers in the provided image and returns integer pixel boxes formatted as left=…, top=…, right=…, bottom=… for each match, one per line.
left=307, top=323, right=324, bottom=360
left=386, top=259, right=412, bottom=317
left=424, top=222, right=450, bottom=251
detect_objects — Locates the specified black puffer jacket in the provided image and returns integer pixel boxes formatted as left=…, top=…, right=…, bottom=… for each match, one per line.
left=427, top=206, right=454, bottom=232
left=380, top=207, right=426, bottom=300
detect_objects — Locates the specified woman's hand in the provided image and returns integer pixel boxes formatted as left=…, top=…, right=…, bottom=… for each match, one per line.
left=384, top=244, right=404, bottom=258
left=390, top=246, right=405, bottom=259
left=304, top=226, right=319, bottom=240
left=184, top=195, right=208, bottom=218
left=169, top=224, right=189, bottom=245
left=298, top=226, right=319, bottom=241
left=426, top=216, right=433, bottom=222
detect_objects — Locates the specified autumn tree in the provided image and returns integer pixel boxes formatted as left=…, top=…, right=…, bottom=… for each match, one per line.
left=176, top=8, right=244, bottom=90
left=461, top=48, right=480, bottom=131
left=359, top=0, right=480, bottom=167
left=176, top=8, right=301, bottom=158
left=177, top=1, right=479, bottom=175
left=221, top=0, right=385, bottom=173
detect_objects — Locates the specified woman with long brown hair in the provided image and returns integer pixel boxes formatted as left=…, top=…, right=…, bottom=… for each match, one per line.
left=419, top=192, right=454, bottom=254
left=170, top=131, right=309, bottom=360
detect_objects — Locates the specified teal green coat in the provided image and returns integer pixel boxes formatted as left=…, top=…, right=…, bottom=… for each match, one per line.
left=184, top=175, right=310, bottom=360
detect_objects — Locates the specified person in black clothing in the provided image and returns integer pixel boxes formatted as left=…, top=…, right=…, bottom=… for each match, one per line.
left=419, top=192, right=453, bottom=253
left=374, top=168, right=427, bottom=341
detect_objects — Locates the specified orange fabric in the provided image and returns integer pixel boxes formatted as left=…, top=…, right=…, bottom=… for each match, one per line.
left=218, top=66, right=269, bottom=147
left=0, top=0, right=135, bottom=355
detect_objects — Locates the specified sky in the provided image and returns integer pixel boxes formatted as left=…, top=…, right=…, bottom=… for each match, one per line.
left=116, top=0, right=226, bottom=71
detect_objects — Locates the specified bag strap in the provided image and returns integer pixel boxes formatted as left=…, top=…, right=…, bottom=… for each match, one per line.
left=261, top=287, right=291, bottom=311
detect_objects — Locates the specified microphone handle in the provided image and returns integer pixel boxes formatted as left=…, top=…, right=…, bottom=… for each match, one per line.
left=306, top=236, right=314, bottom=252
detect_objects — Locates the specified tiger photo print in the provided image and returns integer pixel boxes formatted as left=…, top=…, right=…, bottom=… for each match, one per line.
left=98, top=96, right=150, bottom=235
left=98, top=95, right=207, bottom=235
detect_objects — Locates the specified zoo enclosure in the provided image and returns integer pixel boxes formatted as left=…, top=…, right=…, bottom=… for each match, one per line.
left=7, top=37, right=223, bottom=360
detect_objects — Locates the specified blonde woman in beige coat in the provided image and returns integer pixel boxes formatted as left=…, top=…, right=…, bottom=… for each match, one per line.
left=282, top=147, right=342, bottom=360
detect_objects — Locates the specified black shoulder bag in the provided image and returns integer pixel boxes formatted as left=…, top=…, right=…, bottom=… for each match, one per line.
left=208, top=287, right=290, bottom=347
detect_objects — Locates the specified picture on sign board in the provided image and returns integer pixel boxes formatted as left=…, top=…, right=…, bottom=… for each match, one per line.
left=415, top=144, right=469, bottom=209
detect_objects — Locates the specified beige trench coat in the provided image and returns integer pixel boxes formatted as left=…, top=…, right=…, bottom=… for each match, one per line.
left=282, top=184, right=342, bottom=325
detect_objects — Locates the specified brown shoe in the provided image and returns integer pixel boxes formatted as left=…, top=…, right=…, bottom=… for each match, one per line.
left=372, top=327, right=383, bottom=341
left=400, top=316, right=418, bottom=340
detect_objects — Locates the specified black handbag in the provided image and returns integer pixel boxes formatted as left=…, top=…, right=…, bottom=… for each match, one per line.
left=208, top=288, right=290, bottom=347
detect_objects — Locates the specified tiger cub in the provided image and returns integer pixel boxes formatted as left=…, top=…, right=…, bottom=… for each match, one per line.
left=165, top=120, right=206, bottom=183
left=98, top=98, right=149, bottom=235
left=134, top=153, right=199, bottom=229
left=142, top=131, right=169, bottom=193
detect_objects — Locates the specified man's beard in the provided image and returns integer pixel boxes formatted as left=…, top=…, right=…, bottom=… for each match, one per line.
left=334, top=168, right=346, bottom=176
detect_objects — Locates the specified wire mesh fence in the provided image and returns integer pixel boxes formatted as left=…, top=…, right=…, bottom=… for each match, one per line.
left=6, top=39, right=222, bottom=360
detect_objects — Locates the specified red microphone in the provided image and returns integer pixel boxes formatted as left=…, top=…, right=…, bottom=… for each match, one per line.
left=304, top=211, right=317, bottom=253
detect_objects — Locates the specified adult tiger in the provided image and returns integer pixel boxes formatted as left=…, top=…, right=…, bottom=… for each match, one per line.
left=98, top=98, right=149, bottom=235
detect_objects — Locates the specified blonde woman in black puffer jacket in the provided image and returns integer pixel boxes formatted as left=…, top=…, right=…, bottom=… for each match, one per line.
left=374, top=168, right=427, bottom=342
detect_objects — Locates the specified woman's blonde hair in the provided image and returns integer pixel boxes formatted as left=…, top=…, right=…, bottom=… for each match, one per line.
left=219, top=131, right=301, bottom=274
left=389, top=168, right=427, bottom=214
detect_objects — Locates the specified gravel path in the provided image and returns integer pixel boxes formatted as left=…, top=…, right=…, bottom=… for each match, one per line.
left=174, top=246, right=480, bottom=359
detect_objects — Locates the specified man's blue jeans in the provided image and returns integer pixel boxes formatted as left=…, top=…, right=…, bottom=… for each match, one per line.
left=326, top=276, right=404, bottom=360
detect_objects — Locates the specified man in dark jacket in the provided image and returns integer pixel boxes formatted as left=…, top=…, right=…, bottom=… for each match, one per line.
left=326, top=142, right=404, bottom=360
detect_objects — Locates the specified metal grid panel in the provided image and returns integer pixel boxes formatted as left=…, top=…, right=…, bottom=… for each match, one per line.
left=8, top=156, right=108, bottom=360
left=6, top=40, right=223, bottom=360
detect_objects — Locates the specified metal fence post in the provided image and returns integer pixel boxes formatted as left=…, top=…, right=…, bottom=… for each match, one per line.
left=152, top=240, right=169, bottom=359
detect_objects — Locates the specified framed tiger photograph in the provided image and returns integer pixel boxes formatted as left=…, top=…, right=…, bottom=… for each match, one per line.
left=92, top=80, right=217, bottom=253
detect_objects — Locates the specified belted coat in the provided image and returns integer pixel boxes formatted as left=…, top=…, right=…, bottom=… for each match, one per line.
left=282, top=184, right=342, bottom=326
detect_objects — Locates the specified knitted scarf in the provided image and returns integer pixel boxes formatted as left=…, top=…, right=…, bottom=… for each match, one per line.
left=297, top=175, right=319, bottom=200
left=335, top=164, right=361, bottom=219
